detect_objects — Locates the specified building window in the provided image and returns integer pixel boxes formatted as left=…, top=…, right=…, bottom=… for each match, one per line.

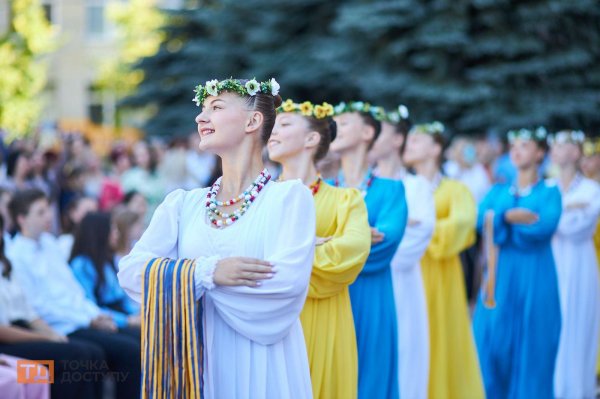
left=86, top=0, right=107, bottom=38
left=88, top=85, right=104, bottom=124
left=0, top=1, right=9, bottom=35
left=42, top=3, right=52, bottom=23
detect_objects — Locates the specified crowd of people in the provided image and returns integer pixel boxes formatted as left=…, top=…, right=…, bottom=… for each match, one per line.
left=0, top=132, right=220, bottom=398
left=0, top=76, right=599, bottom=399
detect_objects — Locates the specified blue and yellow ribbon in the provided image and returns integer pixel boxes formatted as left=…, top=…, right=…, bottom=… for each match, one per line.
left=141, top=258, right=204, bottom=398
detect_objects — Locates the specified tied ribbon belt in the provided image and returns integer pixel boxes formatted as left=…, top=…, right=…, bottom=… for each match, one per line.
left=141, top=258, right=204, bottom=398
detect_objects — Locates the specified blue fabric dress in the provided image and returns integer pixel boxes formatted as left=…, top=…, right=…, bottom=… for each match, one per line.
left=71, top=255, right=140, bottom=328
left=329, top=175, right=408, bottom=399
left=473, top=181, right=562, bottom=399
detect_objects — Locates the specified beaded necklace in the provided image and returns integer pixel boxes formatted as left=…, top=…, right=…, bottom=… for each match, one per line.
left=309, top=175, right=322, bottom=196
left=205, top=169, right=271, bottom=228
left=334, top=168, right=374, bottom=197
left=276, top=174, right=322, bottom=196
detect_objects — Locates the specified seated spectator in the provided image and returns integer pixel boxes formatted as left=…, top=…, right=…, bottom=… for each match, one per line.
left=0, top=213, right=105, bottom=399
left=99, top=145, right=130, bottom=211
left=0, top=189, right=12, bottom=245
left=121, top=141, right=165, bottom=221
left=7, top=189, right=140, bottom=399
left=112, top=208, right=144, bottom=265
left=57, top=194, right=98, bottom=260
left=70, top=212, right=140, bottom=329
left=122, top=190, right=148, bottom=224
left=2, top=149, right=34, bottom=192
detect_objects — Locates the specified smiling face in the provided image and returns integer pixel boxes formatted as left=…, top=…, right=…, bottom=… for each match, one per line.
left=368, top=121, right=404, bottom=163
left=330, top=112, right=374, bottom=154
left=267, top=113, right=319, bottom=163
left=195, top=92, right=262, bottom=155
left=510, top=139, right=545, bottom=169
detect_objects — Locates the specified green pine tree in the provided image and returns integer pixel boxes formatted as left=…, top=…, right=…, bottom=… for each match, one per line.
left=125, top=0, right=600, bottom=137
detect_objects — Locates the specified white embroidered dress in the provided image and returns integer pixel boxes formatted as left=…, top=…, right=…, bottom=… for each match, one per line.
left=552, top=175, right=600, bottom=399
left=118, top=180, right=316, bottom=399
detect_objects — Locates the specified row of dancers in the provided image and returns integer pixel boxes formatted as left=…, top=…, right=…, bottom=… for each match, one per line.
left=117, top=78, right=600, bottom=399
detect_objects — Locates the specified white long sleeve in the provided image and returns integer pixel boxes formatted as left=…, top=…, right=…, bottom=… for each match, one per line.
left=392, top=175, right=435, bottom=271
left=118, top=189, right=186, bottom=303
left=207, top=181, right=316, bottom=345
left=556, top=178, right=600, bottom=240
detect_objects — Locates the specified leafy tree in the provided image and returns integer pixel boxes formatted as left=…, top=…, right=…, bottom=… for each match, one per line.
left=0, top=0, right=56, bottom=139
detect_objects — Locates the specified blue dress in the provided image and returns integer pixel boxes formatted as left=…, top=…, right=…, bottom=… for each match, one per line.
left=71, top=255, right=140, bottom=328
left=473, top=181, right=562, bottom=399
left=330, top=175, right=408, bottom=399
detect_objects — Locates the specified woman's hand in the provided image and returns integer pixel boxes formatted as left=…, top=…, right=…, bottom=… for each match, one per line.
left=29, top=318, right=69, bottom=342
left=371, top=227, right=385, bottom=244
left=127, top=315, right=141, bottom=327
left=46, top=332, right=69, bottom=343
left=316, top=236, right=332, bottom=246
left=90, top=315, right=118, bottom=332
left=504, top=208, right=539, bottom=225
left=214, top=257, right=275, bottom=288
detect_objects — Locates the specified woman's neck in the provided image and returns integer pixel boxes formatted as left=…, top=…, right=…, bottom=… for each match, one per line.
left=558, top=163, right=578, bottom=190
left=279, top=153, right=319, bottom=186
left=339, top=145, right=369, bottom=187
left=517, top=165, right=539, bottom=189
left=413, top=158, right=439, bottom=182
left=376, top=152, right=404, bottom=179
left=219, top=141, right=265, bottom=197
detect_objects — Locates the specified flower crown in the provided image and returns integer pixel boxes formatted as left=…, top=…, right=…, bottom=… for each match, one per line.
left=410, top=121, right=445, bottom=136
left=278, top=99, right=335, bottom=119
left=507, top=127, right=547, bottom=143
left=333, top=101, right=386, bottom=121
left=583, top=138, right=600, bottom=156
left=385, top=105, right=410, bottom=124
left=548, top=130, right=586, bottom=145
left=193, top=78, right=280, bottom=107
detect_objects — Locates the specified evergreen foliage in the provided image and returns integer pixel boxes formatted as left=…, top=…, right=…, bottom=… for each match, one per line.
left=125, top=0, right=600, bottom=137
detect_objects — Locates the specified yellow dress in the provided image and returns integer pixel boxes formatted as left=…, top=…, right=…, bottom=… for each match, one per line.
left=421, top=179, right=485, bottom=399
left=300, top=182, right=371, bottom=399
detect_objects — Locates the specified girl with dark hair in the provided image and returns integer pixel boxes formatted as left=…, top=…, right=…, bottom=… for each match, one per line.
left=118, top=78, right=317, bottom=398
left=473, top=128, right=561, bottom=398
left=368, top=106, right=435, bottom=399
left=70, top=212, right=140, bottom=329
left=267, top=99, right=371, bottom=399
left=403, top=122, right=485, bottom=399
left=57, top=194, right=98, bottom=260
left=2, top=149, right=33, bottom=192
left=112, top=208, right=144, bottom=264
left=327, top=101, right=408, bottom=399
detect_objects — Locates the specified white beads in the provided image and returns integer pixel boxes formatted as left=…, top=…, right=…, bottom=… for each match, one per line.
left=205, top=169, right=271, bottom=228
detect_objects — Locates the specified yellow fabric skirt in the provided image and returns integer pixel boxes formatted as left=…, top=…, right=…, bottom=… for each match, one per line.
left=421, top=254, right=485, bottom=399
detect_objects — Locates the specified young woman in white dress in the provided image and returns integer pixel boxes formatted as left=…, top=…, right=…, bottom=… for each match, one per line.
left=118, top=78, right=316, bottom=399
left=550, top=130, right=600, bottom=399
left=368, top=106, right=435, bottom=399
